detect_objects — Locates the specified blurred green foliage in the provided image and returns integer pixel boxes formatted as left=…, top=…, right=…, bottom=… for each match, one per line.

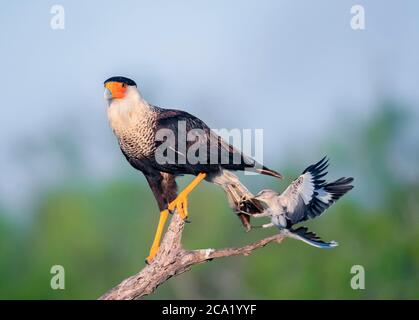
left=0, top=103, right=418, bottom=299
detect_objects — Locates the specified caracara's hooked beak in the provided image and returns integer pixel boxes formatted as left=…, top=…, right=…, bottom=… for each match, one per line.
left=104, top=81, right=128, bottom=100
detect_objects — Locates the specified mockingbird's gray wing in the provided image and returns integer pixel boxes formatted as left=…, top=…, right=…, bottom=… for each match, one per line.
left=279, top=157, right=354, bottom=225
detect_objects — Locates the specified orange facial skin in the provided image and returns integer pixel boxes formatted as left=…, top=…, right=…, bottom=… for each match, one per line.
left=105, top=81, right=127, bottom=99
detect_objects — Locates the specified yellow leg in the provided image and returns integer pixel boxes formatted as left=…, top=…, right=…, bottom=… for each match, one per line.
left=168, top=173, right=207, bottom=220
left=145, top=173, right=206, bottom=263
left=145, top=209, right=169, bottom=263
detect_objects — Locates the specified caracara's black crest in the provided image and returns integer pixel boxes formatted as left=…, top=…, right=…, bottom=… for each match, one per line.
left=104, top=76, right=137, bottom=86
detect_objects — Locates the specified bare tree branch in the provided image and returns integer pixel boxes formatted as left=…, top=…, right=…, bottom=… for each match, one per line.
left=99, top=213, right=285, bottom=300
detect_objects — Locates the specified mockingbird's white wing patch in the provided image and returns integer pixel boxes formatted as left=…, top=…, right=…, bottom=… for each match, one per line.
left=279, top=157, right=353, bottom=224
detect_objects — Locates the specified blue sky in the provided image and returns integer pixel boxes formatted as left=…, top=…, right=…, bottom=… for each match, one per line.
left=0, top=1, right=418, bottom=208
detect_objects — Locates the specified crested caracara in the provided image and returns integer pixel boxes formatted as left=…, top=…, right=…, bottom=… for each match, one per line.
left=104, top=76, right=282, bottom=262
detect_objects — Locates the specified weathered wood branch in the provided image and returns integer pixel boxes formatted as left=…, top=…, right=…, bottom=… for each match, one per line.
left=99, top=213, right=285, bottom=300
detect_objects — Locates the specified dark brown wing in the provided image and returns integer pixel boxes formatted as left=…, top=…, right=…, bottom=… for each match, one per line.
left=153, top=108, right=282, bottom=178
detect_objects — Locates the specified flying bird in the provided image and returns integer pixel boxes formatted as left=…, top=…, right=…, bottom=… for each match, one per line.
left=239, top=157, right=353, bottom=248
left=104, top=76, right=282, bottom=262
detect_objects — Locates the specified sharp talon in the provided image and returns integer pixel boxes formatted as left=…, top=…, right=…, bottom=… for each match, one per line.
left=146, top=251, right=157, bottom=263
left=145, top=254, right=156, bottom=264
left=184, top=219, right=191, bottom=223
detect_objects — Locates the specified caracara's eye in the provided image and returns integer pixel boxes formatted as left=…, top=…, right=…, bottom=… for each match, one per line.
left=122, top=83, right=126, bottom=88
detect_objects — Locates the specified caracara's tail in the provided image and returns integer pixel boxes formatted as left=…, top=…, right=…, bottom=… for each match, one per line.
left=252, top=165, right=283, bottom=179
left=221, top=163, right=283, bottom=179
left=209, top=170, right=262, bottom=231
left=216, top=135, right=282, bottom=179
